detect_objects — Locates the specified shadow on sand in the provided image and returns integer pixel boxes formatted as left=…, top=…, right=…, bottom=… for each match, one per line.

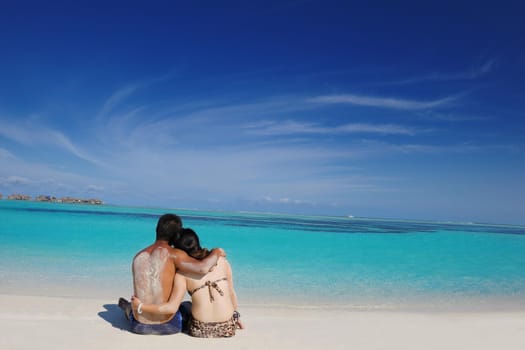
left=98, top=303, right=130, bottom=331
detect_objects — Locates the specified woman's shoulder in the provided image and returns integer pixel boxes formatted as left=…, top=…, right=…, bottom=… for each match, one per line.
left=216, top=256, right=231, bottom=269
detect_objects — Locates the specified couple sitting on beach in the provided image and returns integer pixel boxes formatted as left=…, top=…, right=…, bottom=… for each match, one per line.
left=118, top=214, right=244, bottom=337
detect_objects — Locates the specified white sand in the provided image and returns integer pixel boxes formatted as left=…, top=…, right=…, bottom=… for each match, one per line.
left=1, top=294, right=524, bottom=350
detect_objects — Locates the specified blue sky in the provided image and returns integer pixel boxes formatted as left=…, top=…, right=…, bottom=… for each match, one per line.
left=0, top=1, right=524, bottom=224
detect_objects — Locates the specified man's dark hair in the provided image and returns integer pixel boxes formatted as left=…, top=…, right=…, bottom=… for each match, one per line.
left=156, top=214, right=182, bottom=242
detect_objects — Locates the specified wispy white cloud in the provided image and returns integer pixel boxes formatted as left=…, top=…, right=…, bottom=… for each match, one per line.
left=243, top=120, right=417, bottom=136
left=87, top=184, right=104, bottom=192
left=476, top=59, right=497, bottom=76
left=48, top=130, right=102, bottom=165
left=98, top=84, right=140, bottom=119
left=0, top=119, right=101, bottom=165
left=353, top=139, right=520, bottom=156
left=338, top=123, right=416, bottom=135
left=307, top=93, right=459, bottom=110
left=258, top=196, right=317, bottom=205
left=0, top=148, right=15, bottom=159
left=0, top=175, right=33, bottom=186
left=417, top=111, right=490, bottom=122
left=97, top=71, right=183, bottom=120
left=0, top=152, right=123, bottom=198
left=448, top=58, right=497, bottom=79
left=95, top=96, right=302, bottom=151
left=384, top=58, right=498, bottom=85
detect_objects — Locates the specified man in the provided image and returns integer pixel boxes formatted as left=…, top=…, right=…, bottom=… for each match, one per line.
left=118, top=213, right=225, bottom=334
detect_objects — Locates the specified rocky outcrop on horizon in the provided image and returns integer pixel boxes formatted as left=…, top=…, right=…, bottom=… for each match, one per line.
left=2, top=193, right=103, bottom=205
left=51, top=196, right=104, bottom=205
left=7, top=193, right=31, bottom=200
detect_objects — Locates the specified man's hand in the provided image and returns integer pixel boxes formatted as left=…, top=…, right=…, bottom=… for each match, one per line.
left=207, top=248, right=226, bottom=272
left=212, top=247, right=226, bottom=257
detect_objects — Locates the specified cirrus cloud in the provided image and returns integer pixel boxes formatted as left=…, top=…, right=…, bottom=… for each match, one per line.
left=307, top=93, right=460, bottom=110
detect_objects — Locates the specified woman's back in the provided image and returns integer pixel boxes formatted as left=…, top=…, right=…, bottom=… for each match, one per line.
left=185, top=257, right=235, bottom=322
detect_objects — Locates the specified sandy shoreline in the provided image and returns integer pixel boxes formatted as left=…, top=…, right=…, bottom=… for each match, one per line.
left=1, top=294, right=524, bottom=350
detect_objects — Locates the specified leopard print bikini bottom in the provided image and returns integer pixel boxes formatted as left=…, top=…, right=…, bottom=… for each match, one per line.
left=188, top=315, right=236, bottom=338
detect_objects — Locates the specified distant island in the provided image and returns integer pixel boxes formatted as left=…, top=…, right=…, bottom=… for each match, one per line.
left=0, top=193, right=103, bottom=205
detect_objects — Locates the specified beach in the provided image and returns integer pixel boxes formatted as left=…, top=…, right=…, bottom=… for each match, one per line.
left=1, top=294, right=524, bottom=350
left=1, top=203, right=525, bottom=349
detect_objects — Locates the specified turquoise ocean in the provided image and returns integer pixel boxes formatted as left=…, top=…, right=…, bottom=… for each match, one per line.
left=1, top=200, right=525, bottom=310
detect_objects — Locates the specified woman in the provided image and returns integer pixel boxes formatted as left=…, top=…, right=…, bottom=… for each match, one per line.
left=132, top=228, right=244, bottom=337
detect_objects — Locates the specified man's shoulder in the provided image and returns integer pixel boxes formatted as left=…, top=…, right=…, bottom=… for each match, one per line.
left=143, top=244, right=188, bottom=260
left=168, top=247, right=189, bottom=258
left=132, top=247, right=148, bottom=259
left=132, top=242, right=170, bottom=259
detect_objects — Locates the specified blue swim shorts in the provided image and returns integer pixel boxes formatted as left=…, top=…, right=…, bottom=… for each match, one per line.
left=129, top=310, right=183, bottom=335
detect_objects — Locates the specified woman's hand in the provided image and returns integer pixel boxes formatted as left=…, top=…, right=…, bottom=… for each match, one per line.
left=131, top=295, right=142, bottom=311
left=233, top=310, right=245, bottom=329
left=236, top=319, right=245, bottom=329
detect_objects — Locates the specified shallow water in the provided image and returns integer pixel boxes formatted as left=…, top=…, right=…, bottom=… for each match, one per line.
left=1, top=200, right=524, bottom=309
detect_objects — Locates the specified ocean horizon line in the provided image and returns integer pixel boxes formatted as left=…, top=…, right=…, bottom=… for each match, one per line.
left=1, top=199, right=524, bottom=228
left=97, top=200, right=525, bottom=227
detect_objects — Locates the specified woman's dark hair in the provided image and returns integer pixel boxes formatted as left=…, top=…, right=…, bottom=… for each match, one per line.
left=172, top=228, right=211, bottom=260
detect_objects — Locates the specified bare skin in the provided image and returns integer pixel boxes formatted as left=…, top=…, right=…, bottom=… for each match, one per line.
left=127, top=240, right=225, bottom=325
left=132, top=257, right=244, bottom=329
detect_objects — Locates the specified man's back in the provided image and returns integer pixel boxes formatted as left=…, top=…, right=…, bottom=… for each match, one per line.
left=132, top=241, right=176, bottom=324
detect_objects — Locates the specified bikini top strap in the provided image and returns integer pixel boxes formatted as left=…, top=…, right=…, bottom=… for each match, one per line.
left=188, top=277, right=228, bottom=302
